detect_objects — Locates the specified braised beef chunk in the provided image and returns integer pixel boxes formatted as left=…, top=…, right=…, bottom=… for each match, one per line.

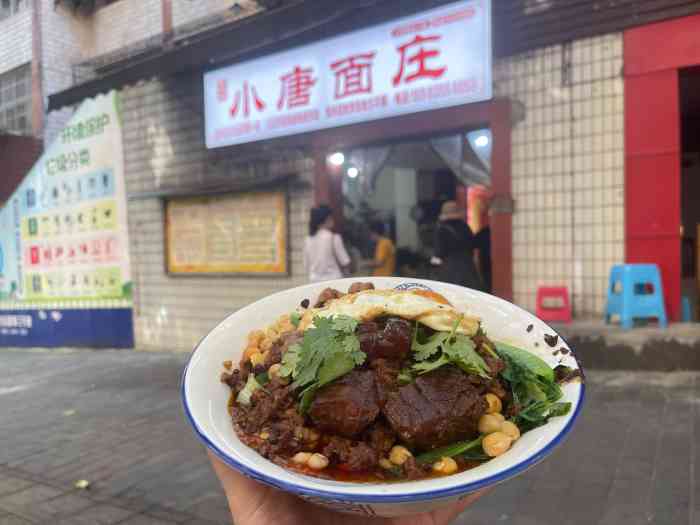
left=323, top=437, right=378, bottom=472
left=371, top=358, right=401, bottom=407
left=308, top=369, right=380, bottom=438
left=383, top=366, right=486, bottom=450
left=314, top=288, right=344, bottom=307
left=348, top=282, right=375, bottom=294
left=358, top=317, right=412, bottom=362
left=365, top=420, right=396, bottom=456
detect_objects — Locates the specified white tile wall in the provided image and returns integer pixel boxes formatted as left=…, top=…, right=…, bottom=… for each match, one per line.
left=121, top=77, right=312, bottom=352
left=88, top=0, right=162, bottom=58
left=172, top=0, right=246, bottom=27
left=41, top=1, right=93, bottom=145
left=495, top=33, right=625, bottom=318
left=0, top=9, right=32, bottom=75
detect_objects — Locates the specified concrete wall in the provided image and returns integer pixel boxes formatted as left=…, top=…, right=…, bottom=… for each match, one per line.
left=0, top=8, right=32, bottom=75
left=494, top=33, right=625, bottom=317
left=120, top=76, right=312, bottom=352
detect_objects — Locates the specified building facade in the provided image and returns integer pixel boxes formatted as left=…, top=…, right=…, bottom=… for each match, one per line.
left=5, top=0, right=700, bottom=351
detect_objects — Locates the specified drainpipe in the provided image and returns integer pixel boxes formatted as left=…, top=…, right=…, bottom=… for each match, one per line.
left=162, top=0, right=173, bottom=47
left=31, top=0, right=44, bottom=141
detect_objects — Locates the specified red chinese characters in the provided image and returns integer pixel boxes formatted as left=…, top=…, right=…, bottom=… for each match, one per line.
left=392, top=34, right=447, bottom=86
left=230, top=81, right=266, bottom=119
left=278, top=66, right=317, bottom=110
left=330, top=52, right=376, bottom=99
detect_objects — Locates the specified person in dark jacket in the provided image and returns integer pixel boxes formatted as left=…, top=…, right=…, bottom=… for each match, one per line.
left=431, top=201, right=484, bottom=290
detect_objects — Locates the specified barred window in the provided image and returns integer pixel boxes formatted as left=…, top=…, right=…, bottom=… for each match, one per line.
left=0, top=64, right=31, bottom=136
left=0, top=0, right=27, bottom=22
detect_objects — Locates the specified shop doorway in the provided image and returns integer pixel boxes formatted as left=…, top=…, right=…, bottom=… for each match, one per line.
left=337, top=130, right=493, bottom=290
left=680, top=67, right=700, bottom=319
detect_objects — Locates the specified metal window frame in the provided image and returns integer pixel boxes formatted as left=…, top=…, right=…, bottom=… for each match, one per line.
left=0, top=64, right=31, bottom=135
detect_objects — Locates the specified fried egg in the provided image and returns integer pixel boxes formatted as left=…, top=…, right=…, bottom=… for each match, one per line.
left=301, top=289, right=480, bottom=335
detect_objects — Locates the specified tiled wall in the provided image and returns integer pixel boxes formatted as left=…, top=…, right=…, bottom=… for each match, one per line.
left=88, top=0, right=163, bottom=58
left=41, top=2, right=92, bottom=145
left=172, top=0, right=242, bottom=28
left=0, top=8, right=32, bottom=75
left=494, top=33, right=625, bottom=317
left=120, top=76, right=312, bottom=352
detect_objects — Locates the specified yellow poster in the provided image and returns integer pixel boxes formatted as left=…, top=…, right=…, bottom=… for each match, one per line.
left=166, top=191, right=287, bottom=275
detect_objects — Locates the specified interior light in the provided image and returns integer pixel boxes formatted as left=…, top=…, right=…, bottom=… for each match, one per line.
left=328, top=152, right=345, bottom=166
left=474, top=134, right=489, bottom=148
left=346, top=166, right=359, bottom=178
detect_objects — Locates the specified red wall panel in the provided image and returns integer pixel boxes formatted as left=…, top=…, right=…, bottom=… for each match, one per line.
left=625, top=154, right=681, bottom=239
left=625, top=72, right=680, bottom=156
left=624, top=34, right=683, bottom=321
left=625, top=13, right=700, bottom=76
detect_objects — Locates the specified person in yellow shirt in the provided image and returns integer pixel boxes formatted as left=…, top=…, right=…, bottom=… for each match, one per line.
left=365, top=221, right=396, bottom=276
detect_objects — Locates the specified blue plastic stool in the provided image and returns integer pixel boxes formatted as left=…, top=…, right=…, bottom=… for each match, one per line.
left=605, top=264, right=668, bottom=329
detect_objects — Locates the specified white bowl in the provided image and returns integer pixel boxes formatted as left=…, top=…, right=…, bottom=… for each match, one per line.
left=181, top=278, right=585, bottom=518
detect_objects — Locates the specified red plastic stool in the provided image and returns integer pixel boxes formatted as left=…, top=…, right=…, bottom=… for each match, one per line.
left=536, top=286, right=572, bottom=323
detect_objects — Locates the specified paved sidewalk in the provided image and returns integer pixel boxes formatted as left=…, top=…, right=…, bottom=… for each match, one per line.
left=0, top=347, right=697, bottom=524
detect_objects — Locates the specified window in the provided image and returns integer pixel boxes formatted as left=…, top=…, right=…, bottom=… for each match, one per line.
left=0, top=0, right=27, bottom=22
left=0, top=65, right=31, bottom=135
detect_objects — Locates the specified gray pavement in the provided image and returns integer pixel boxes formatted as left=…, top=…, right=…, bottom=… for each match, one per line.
left=0, top=347, right=697, bottom=524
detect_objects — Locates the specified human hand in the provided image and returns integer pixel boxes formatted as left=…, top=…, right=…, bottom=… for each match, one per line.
left=209, top=450, right=486, bottom=525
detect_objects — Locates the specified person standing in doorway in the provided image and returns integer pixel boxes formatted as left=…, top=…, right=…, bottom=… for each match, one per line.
left=432, top=200, right=484, bottom=290
left=304, top=205, right=351, bottom=283
left=364, top=221, right=396, bottom=276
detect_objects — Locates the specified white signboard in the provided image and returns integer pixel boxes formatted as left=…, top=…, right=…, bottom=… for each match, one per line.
left=204, top=0, right=492, bottom=149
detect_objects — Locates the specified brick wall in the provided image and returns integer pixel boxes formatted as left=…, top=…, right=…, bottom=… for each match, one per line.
left=120, top=76, right=312, bottom=352
left=494, top=33, right=625, bottom=317
left=0, top=9, right=32, bottom=75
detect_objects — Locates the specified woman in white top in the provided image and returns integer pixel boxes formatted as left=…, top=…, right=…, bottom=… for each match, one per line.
left=304, top=205, right=351, bottom=283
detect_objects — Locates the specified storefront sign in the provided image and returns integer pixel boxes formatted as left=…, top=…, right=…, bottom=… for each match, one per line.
left=0, top=91, right=133, bottom=348
left=165, top=191, right=288, bottom=275
left=204, top=0, right=492, bottom=149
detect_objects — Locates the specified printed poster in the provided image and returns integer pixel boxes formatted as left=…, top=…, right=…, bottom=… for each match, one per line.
left=0, top=91, right=133, bottom=348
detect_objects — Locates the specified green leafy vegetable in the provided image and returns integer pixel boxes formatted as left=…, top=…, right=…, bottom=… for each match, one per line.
left=317, top=350, right=356, bottom=388
left=299, top=386, right=317, bottom=414
left=278, top=314, right=365, bottom=413
left=290, top=312, right=302, bottom=328
left=412, top=353, right=450, bottom=375
left=494, top=342, right=554, bottom=383
left=443, top=335, right=490, bottom=378
left=412, top=327, right=449, bottom=361
left=279, top=343, right=301, bottom=378
left=493, top=342, right=571, bottom=430
left=416, top=436, right=483, bottom=464
left=410, top=321, right=489, bottom=378
left=236, top=374, right=262, bottom=406
left=331, top=315, right=359, bottom=334
left=397, top=368, right=414, bottom=385
left=255, top=372, right=270, bottom=386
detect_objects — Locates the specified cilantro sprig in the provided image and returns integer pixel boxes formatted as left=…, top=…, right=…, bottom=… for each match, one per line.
left=409, top=319, right=490, bottom=379
left=279, top=315, right=365, bottom=413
